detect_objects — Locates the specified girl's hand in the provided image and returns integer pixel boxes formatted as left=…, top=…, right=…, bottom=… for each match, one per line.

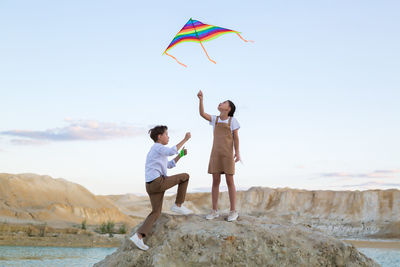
left=197, top=90, right=203, bottom=100
left=234, top=153, right=241, bottom=163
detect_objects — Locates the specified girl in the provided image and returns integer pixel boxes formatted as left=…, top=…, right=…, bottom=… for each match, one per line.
left=197, top=90, right=240, bottom=222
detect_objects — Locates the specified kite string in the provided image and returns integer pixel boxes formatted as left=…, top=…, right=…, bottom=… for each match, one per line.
left=235, top=32, right=255, bottom=43
left=198, top=42, right=216, bottom=64
left=165, top=52, right=187, bottom=67
left=190, top=18, right=217, bottom=64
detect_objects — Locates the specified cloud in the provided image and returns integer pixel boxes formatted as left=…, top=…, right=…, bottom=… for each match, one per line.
left=373, top=169, right=400, bottom=174
left=1, top=119, right=145, bottom=145
left=320, top=169, right=400, bottom=179
left=10, top=139, right=49, bottom=146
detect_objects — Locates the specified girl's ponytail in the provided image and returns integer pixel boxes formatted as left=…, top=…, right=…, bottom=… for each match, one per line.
left=227, top=100, right=236, bottom=117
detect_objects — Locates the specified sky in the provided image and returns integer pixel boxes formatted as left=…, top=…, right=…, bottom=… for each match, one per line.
left=0, top=0, right=399, bottom=195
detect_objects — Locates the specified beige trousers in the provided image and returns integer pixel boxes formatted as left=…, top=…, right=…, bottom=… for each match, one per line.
left=137, top=173, right=189, bottom=236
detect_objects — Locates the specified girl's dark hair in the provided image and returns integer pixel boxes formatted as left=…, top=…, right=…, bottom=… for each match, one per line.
left=148, top=125, right=168, bottom=142
left=227, top=100, right=236, bottom=117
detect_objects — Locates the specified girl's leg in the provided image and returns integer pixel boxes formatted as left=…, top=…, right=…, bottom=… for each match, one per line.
left=225, top=174, right=236, bottom=211
left=212, top=174, right=221, bottom=210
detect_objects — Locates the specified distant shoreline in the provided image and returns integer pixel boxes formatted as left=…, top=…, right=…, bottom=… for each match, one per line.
left=0, top=234, right=123, bottom=248
left=1, top=236, right=400, bottom=249
left=0, top=222, right=125, bottom=248
left=344, top=239, right=400, bottom=250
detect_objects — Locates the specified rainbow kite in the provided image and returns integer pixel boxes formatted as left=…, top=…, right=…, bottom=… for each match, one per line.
left=163, top=18, right=253, bottom=67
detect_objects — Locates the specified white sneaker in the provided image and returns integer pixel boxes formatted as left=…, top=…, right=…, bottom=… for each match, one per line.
left=170, top=203, right=193, bottom=215
left=227, top=210, right=238, bottom=222
left=205, top=210, right=219, bottom=220
left=130, top=233, right=149, bottom=251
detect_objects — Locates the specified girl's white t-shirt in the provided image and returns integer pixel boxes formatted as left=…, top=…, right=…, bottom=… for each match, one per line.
left=209, top=115, right=240, bottom=132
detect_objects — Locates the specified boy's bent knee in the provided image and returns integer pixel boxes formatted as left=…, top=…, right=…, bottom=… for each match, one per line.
left=183, top=173, right=190, bottom=180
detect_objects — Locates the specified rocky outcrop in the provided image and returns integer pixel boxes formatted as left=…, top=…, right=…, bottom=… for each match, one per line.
left=0, top=173, right=136, bottom=227
left=3, top=171, right=397, bottom=239
left=94, top=214, right=379, bottom=267
left=230, top=187, right=400, bottom=238
left=105, top=187, right=400, bottom=238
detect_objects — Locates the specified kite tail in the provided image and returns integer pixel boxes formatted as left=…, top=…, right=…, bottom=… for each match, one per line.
left=199, top=42, right=216, bottom=64
left=235, top=32, right=255, bottom=43
left=165, top=52, right=187, bottom=67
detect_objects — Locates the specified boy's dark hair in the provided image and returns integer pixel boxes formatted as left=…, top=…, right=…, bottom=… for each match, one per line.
left=227, top=100, right=236, bottom=117
left=148, top=125, right=168, bottom=142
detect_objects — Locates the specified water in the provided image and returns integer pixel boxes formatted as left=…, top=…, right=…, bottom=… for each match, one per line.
left=0, top=246, right=116, bottom=267
left=360, top=248, right=400, bottom=267
left=1, top=246, right=400, bottom=266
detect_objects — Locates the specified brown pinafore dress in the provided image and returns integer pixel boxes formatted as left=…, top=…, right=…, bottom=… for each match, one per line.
left=208, top=116, right=235, bottom=175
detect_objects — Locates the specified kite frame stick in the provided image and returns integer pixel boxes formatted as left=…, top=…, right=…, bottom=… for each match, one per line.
left=163, top=20, right=190, bottom=67
left=189, top=18, right=217, bottom=64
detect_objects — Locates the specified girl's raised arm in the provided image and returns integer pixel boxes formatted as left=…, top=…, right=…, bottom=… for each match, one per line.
left=197, top=90, right=211, bottom=121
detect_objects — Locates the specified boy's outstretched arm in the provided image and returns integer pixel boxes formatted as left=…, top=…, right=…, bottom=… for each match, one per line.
left=167, top=147, right=187, bottom=169
left=167, top=147, right=187, bottom=168
left=173, top=147, right=187, bottom=164
left=176, top=132, right=191, bottom=151
left=197, top=90, right=211, bottom=122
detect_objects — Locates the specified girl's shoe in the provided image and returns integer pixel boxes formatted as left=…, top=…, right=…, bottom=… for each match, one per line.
left=130, top=233, right=149, bottom=251
left=227, top=210, right=238, bottom=222
left=205, top=210, right=219, bottom=220
left=171, top=203, right=193, bottom=215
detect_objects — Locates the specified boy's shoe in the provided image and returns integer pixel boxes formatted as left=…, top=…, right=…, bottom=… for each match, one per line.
left=227, top=210, right=239, bottom=222
left=170, top=203, right=193, bottom=215
left=205, top=210, right=219, bottom=220
left=130, top=233, right=149, bottom=251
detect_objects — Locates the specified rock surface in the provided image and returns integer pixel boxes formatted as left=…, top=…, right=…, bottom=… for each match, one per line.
left=3, top=171, right=398, bottom=238
left=105, top=186, right=400, bottom=238
left=94, top=214, right=379, bottom=267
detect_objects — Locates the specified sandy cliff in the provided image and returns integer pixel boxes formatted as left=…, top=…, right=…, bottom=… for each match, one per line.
left=0, top=173, right=135, bottom=227
left=2, top=172, right=398, bottom=239
left=105, top=187, right=400, bottom=238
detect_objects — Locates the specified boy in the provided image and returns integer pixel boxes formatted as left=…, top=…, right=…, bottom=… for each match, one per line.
left=130, top=125, right=193, bottom=250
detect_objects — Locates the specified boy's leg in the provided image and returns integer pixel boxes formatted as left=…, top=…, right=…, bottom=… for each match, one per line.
left=160, top=173, right=189, bottom=205
left=225, top=174, right=236, bottom=211
left=137, top=190, right=165, bottom=237
left=212, top=174, right=221, bottom=210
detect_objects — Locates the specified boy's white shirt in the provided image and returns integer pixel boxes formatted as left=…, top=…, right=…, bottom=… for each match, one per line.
left=209, top=115, right=240, bottom=132
left=145, top=143, right=177, bottom=182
